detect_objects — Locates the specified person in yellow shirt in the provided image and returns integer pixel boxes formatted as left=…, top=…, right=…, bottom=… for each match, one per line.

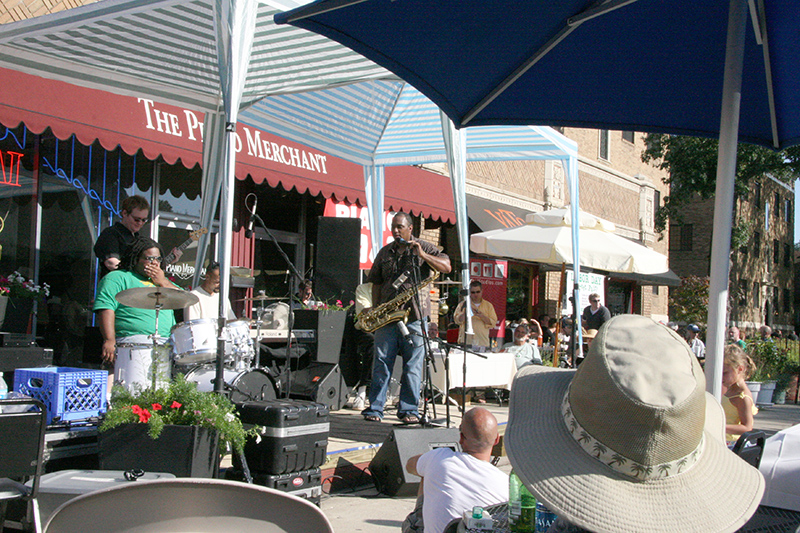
left=453, top=280, right=498, bottom=349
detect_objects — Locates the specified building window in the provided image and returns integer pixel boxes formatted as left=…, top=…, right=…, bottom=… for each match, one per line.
left=652, top=285, right=659, bottom=295
left=669, top=224, right=693, bottom=252
left=755, top=182, right=761, bottom=205
left=653, top=190, right=661, bottom=228
left=599, top=130, right=610, bottom=160
left=785, top=243, right=792, bottom=267
left=622, top=131, right=635, bottom=144
left=784, top=288, right=792, bottom=314
left=773, top=239, right=780, bottom=264
left=775, top=193, right=782, bottom=220
left=753, top=231, right=761, bottom=257
left=738, top=279, right=748, bottom=305
left=774, top=287, right=780, bottom=312
left=753, top=282, right=760, bottom=308
left=786, top=199, right=793, bottom=222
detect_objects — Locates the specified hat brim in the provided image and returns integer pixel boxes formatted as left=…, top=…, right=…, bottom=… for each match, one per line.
left=506, top=365, right=764, bottom=533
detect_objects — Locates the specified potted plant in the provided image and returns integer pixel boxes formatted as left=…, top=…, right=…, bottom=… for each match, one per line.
left=0, top=272, right=50, bottom=333
left=99, top=375, right=259, bottom=477
left=748, top=339, right=794, bottom=406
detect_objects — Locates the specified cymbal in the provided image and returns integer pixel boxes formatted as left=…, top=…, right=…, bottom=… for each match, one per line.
left=433, top=280, right=462, bottom=285
left=116, top=287, right=199, bottom=310
left=236, top=295, right=288, bottom=302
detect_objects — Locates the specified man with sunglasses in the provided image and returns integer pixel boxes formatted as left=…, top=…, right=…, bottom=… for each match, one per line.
left=453, top=280, right=498, bottom=349
left=94, top=195, right=150, bottom=277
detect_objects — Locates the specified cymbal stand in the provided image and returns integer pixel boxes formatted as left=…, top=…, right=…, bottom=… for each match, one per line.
left=252, top=297, right=268, bottom=369
left=252, top=212, right=305, bottom=398
left=150, top=293, right=164, bottom=389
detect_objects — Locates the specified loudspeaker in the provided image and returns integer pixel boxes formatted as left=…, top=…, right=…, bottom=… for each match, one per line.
left=369, top=427, right=461, bottom=497
left=314, top=217, right=360, bottom=305
left=289, top=362, right=349, bottom=411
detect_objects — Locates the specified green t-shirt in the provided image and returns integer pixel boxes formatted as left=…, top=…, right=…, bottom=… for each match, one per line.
left=93, top=269, right=176, bottom=338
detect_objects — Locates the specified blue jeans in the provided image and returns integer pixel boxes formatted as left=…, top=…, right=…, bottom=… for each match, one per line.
left=363, top=319, right=425, bottom=419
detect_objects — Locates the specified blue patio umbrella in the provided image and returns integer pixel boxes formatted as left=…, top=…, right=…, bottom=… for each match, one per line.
left=277, top=0, right=800, bottom=398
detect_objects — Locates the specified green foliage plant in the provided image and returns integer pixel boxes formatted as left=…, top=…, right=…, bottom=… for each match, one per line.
left=747, top=339, right=799, bottom=391
left=669, top=276, right=709, bottom=326
left=99, top=374, right=259, bottom=453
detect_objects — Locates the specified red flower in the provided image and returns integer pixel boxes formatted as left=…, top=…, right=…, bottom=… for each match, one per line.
left=151, top=403, right=163, bottom=411
left=131, top=405, right=143, bottom=415
left=170, top=401, right=182, bottom=409
left=138, top=408, right=152, bottom=423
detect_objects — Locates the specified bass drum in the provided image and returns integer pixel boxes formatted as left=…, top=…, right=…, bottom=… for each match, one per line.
left=184, top=364, right=278, bottom=403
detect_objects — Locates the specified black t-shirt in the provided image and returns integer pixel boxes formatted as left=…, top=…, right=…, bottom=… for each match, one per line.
left=93, top=222, right=137, bottom=277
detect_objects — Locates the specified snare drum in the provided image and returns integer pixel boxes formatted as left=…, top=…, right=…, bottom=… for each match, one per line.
left=115, top=338, right=171, bottom=391
left=170, top=319, right=218, bottom=365
left=184, top=364, right=278, bottom=403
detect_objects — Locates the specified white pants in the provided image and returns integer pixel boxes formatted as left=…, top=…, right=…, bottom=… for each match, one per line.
left=114, top=335, right=171, bottom=392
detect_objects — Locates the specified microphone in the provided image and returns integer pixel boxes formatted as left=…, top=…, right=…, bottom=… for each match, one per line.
left=397, top=321, right=411, bottom=340
left=245, top=196, right=258, bottom=238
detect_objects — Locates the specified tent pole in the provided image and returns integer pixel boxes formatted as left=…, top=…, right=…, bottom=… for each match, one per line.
left=706, top=0, right=747, bottom=400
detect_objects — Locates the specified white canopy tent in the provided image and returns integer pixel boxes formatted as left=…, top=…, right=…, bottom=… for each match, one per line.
left=240, top=80, right=582, bottom=335
left=0, top=0, right=583, bottom=379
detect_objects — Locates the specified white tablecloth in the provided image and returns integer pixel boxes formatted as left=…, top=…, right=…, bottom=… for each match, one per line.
left=430, top=349, right=517, bottom=391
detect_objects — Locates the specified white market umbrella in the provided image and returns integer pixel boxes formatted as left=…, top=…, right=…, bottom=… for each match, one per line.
left=471, top=207, right=673, bottom=277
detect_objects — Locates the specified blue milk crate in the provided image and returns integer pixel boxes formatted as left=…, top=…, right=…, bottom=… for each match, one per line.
left=14, top=367, right=108, bottom=425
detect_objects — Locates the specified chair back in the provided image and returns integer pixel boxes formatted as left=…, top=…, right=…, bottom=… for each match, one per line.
left=0, top=398, right=47, bottom=497
left=732, top=430, right=767, bottom=469
left=45, top=478, right=334, bottom=533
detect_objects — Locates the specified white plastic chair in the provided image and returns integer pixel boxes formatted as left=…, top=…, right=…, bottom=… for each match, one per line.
left=44, top=478, right=334, bottom=532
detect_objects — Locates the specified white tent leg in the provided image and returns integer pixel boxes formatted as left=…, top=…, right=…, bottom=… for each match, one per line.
left=706, top=0, right=747, bottom=399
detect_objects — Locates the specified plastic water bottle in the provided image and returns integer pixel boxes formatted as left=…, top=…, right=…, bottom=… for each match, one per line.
left=509, top=470, right=536, bottom=532
left=0, top=371, right=8, bottom=413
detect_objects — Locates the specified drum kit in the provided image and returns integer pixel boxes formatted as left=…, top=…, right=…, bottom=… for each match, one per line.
left=114, top=286, right=279, bottom=402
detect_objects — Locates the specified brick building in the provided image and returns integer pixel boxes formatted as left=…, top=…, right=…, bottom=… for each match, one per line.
left=669, top=175, right=795, bottom=335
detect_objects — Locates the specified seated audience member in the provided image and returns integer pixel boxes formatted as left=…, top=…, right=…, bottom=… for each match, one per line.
left=505, top=315, right=764, bottom=533
left=502, top=323, right=541, bottom=369
left=542, top=317, right=558, bottom=346
left=403, top=408, right=508, bottom=533
left=726, top=326, right=746, bottom=349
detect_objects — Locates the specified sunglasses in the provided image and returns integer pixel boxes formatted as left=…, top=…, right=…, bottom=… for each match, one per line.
left=143, top=256, right=162, bottom=262
left=470, top=290, right=481, bottom=294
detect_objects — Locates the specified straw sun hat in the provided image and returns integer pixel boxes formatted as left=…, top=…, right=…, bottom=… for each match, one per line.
left=506, top=315, right=764, bottom=533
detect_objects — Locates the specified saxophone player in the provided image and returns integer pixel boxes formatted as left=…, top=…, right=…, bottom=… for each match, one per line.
left=361, top=213, right=451, bottom=424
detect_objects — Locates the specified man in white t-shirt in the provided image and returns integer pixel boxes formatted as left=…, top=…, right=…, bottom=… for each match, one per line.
left=404, top=408, right=509, bottom=533
left=185, top=262, right=235, bottom=321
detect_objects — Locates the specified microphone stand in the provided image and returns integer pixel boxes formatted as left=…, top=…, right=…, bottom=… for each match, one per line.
left=406, top=253, right=441, bottom=427
left=252, top=213, right=305, bottom=398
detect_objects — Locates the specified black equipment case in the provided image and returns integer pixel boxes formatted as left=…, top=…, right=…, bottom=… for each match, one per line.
left=236, top=399, right=329, bottom=474
left=225, top=467, right=323, bottom=505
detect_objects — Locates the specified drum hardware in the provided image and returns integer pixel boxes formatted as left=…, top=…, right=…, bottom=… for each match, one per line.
left=432, top=280, right=462, bottom=286
left=184, top=364, right=278, bottom=403
left=115, top=287, right=199, bottom=389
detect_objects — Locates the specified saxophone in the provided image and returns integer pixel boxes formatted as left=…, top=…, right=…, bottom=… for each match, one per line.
left=355, top=272, right=440, bottom=332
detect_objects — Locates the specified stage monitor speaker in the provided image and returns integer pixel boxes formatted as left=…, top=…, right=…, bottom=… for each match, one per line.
left=289, top=362, right=349, bottom=411
left=314, top=217, right=360, bottom=306
left=369, top=427, right=460, bottom=497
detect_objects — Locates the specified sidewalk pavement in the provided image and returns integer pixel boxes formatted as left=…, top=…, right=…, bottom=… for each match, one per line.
left=319, top=402, right=800, bottom=532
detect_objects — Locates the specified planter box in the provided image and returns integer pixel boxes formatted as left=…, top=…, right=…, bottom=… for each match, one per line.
left=756, top=380, right=776, bottom=407
left=99, top=424, right=219, bottom=478
left=0, top=297, right=34, bottom=334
